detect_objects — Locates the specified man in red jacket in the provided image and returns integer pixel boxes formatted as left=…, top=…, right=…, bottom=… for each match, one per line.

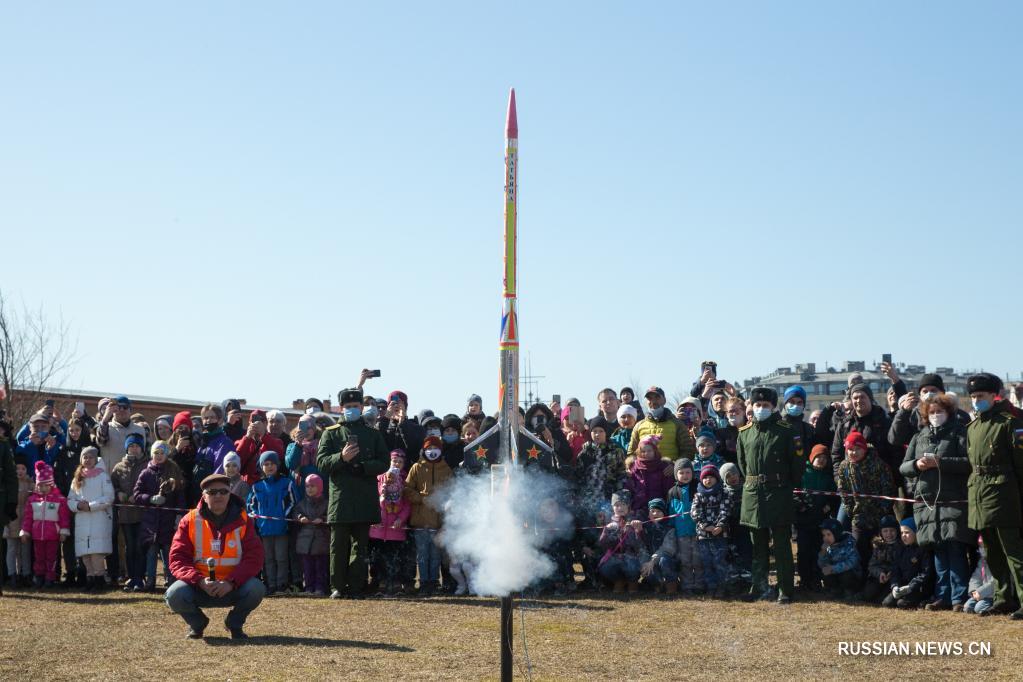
left=165, top=474, right=266, bottom=640
left=234, top=409, right=285, bottom=486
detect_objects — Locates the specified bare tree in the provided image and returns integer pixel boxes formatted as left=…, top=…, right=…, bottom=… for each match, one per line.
left=0, top=289, right=78, bottom=427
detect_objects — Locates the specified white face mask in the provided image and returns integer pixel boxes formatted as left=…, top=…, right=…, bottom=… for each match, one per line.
left=920, top=391, right=939, bottom=403
left=727, top=415, right=742, bottom=427
left=928, top=412, right=948, bottom=428
left=423, top=448, right=442, bottom=461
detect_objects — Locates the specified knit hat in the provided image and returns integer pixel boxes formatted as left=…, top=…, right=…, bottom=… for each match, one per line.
left=467, top=393, right=483, bottom=408
left=879, top=515, right=900, bottom=530
left=783, top=385, right=807, bottom=404
left=304, top=474, right=323, bottom=493
left=647, top=498, right=667, bottom=513
left=695, top=427, right=718, bottom=447
left=843, top=431, right=868, bottom=453
left=638, top=434, right=662, bottom=456
left=151, top=440, right=170, bottom=458
left=616, top=404, right=637, bottom=420
left=674, top=458, right=694, bottom=475
left=441, top=414, right=463, bottom=432
left=809, top=444, right=830, bottom=464
left=700, top=464, right=720, bottom=482
left=172, top=411, right=192, bottom=431
left=124, top=433, right=145, bottom=453
left=967, top=373, right=1002, bottom=395
left=918, top=374, right=945, bottom=393
left=388, top=390, right=409, bottom=406
left=420, top=411, right=441, bottom=429
left=610, top=489, right=632, bottom=507
left=34, top=461, right=55, bottom=485
left=749, top=386, right=778, bottom=406
left=899, top=516, right=917, bottom=533
left=249, top=409, right=267, bottom=423
left=389, top=449, right=407, bottom=464
left=223, top=452, right=241, bottom=469
left=847, top=383, right=874, bottom=402
left=155, top=414, right=173, bottom=429
left=719, top=462, right=740, bottom=482
left=819, top=517, right=843, bottom=538
left=422, top=435, right=442, bottom=451
left=258, top=451, right=280, bottom=468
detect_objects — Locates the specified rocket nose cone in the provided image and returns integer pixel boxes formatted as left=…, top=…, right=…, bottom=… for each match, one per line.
left=505, top=88, right=518, bottom=139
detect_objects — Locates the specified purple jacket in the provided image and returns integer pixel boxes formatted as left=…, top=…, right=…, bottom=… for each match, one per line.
left=132, top=460, right=185, bottom=547
left=625, top=456, right=674, bottom=519
left=199, top=430, right=235, bottom=475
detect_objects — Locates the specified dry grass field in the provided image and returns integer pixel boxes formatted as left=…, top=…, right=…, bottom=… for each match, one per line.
left=1, top=587, right=1020, bottom=681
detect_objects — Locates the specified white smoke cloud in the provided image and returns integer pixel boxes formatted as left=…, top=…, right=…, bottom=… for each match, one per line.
left=431, top=466, right=574, bottom=597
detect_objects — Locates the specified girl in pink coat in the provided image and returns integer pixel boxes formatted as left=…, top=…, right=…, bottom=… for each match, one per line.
left=20, top=461, right=71, bottom=587
left=369, top=450, right=411, bottom=595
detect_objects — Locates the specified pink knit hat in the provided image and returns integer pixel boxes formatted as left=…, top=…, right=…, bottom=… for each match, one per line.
left=34, top=461, right=55, bottom=485
left=304, top=474, right=323, bottom=493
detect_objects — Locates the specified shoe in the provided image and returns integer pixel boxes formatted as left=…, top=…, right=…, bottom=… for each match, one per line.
left=225, top=617, right=248, bottom=639
left=713, top=587, right=728, bottom=599
left=951, top=603, right=964, bottom=613
left=979, top=601, right=1015, bottom=617
left=777, top=594, right=792, bottom=605
left=454, top=584, right=468, bottom=596
left=186, top=614, right=210, bottom=640
left=626, top=581, right=639, bottom=594
left=925, top=599, right=951, bottom=611
left=122, top=580, right=134, bottom=593
left=664, top=582, right=679, bottom=596
left=329, top=590, right=343, bottom=599
left=1012, top=608, right=1023, bottom=621
left=612, top=580, right=626, bottom=594
left=896, top=598, right=917, bottom=609
left=32, top=576, right=44, bottom=589
left=43, top=580, right=57, bottom=589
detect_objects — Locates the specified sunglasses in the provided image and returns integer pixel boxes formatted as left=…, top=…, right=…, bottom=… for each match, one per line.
left=204, top=488, right=230, bottom=496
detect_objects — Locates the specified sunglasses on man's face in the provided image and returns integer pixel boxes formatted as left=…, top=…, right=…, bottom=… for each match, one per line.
left=204, top=488, right=230, bottom=496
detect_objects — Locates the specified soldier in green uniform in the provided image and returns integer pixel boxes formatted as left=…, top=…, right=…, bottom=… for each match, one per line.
left=965, top=373, right=1023, bottom=620
left=317, top=388, right=390, bottom=599
left=737, top=386, right=804, bottom=604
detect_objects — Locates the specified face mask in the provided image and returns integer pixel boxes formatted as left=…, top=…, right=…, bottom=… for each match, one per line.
left=423, top=448, right=442, bottom=461
left=648, top=406, right=667, bottom=420
left=342, top=407, right=362, bottom=423
left=753, top=407, right=774, bottom=422
left=972, top=399, right=991, bottom=413
left=928, top=412, right=948, bottom=428
left=727, top=415, right=742, bottom=427
left=531, top=416, right=546, bottom=429
left=203, top=421, right=220, bottom=432
left=919, top=391, right=938, bottom=403
left=426, top=428, right=441, bottom=438
left=362, top=406, right=378, bottom=422
left=442, top=433, right=459, bottom=444
left=785, top=404, right=804, bottom=418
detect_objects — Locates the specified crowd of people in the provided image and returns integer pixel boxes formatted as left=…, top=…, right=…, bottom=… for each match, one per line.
left=1, top=361, right=1022, bottom=638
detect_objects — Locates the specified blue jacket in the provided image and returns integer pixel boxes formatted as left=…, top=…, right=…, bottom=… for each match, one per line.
left=667, top=481, right=697, bottom=537
left=16, top=440, right=61, bottom=473
left=692, top=453, right=724, bottom=477
left=817, top=532, right=861, bottom=576
left=247, top=474, right=297, bottom=537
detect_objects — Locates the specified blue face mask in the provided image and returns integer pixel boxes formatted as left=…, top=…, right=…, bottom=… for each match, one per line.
left=362, top=406, right=378, bottom=422
left=442, top=432, right=459, bottom=444
left=785, top=404, right=804, bottom=418
left=972, top=399, right=992, bottom=413
left=753, top=407, right=774, bottom=422
left=342, top=407, right=362, bottom=423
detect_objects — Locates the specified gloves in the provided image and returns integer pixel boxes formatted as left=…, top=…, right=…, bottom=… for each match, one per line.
left=892, top=585, right=910, bottom=599
left=606, top=522, right=619, bottom=532
left=151, top=495, right=165, bottom=506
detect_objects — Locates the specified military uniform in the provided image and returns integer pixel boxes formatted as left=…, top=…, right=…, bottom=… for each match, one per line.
left=316, top=416, right=389, bottom=597
left=966, top=399, right=1023, bottom=611
left=737, top=410, right=803, bottom=599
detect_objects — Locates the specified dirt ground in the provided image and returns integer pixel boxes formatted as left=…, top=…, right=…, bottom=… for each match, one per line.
left=0, top=587, right=1020, bottom=681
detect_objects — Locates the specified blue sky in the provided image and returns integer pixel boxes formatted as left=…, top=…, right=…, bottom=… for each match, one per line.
left=1, top=2, right=1020, bottom=415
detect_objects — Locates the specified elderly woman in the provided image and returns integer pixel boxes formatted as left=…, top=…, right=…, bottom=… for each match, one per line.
left=900, top=394, right=974, bottom=611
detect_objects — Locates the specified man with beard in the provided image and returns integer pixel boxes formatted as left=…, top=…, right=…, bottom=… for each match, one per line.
left=628, top=387, right=696, bottom=461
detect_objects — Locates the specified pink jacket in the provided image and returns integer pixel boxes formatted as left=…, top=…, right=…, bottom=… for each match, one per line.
left=369, top=474, right=411, bottom=542
left=21, top=489, right=71, bottom=542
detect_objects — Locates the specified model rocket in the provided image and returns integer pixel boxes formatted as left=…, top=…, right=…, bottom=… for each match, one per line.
left=464, top=88, right=552, bottom=471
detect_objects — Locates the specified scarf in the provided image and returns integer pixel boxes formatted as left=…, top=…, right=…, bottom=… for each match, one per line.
left=300, top=437, right=320, bottom=468
left=83, top=466, right=103, bottom=479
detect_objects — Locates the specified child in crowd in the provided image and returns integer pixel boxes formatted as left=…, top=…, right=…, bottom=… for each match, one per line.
left=964, top=539, right=994, bottom=615
left=625, top=435, right=674, bottom=521
left=285, top=414, right=321, bottom=486
left=560, top=407, right=588, bottom=461
left=795, top=445, right=837, bottom=592
left=719, top=462, right=751, bottom=582
left=691, top=464, right=732, bottom=597
left=110, top=433, right=149, bottom=591
left=223, top=452, right=251, bottom=503
left=67, top=446, right=114, bottom=591
left=667, top=458, right=702, bottom=594
left=294, top=474, right=330, bottom=596
left=817, top=518, right=861, bottom=600
left=370, top=450, right=412, bottom=596
left=639, top=498, right=678, bottom=594
left=405, top=436, right=453, bottom=595
left=55, top=417, right=92, bottom=587
left=4, top=458, right=33, bottom=587
left=835, top=431, right=895, bottom=571
left=574, top=423, right=626, bottom=519
left=532, top=497, right=575, bottom=595
left=610, top=405, right=637, bottom=455
left=598, top=490, right=645, bottom=594
left=860, top=515, right=901, bottom=604
left=692, top=429, right=725, bottom=477
left=20, top=462, right=70, bottom=587
left=247, top=451, right=297, bottom=595
left=132, top=441, right=184, bottom=591
left=882, top=517, right=933, bottom=609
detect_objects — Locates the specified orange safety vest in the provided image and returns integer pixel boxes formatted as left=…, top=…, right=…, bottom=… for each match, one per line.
left=189, top=508, right=248, bottom=580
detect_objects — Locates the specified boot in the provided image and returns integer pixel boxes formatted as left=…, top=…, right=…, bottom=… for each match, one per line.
left=664, top=582, right=679, bottom=596
left=612, top=580, right=626, bottom=594
left=627, top=581, right=640, bottom=594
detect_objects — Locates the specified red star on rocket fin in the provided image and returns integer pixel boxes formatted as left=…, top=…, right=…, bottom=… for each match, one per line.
left=475, top=445, right=488, bottom=461
left=527, top=445, right=540, bottom=460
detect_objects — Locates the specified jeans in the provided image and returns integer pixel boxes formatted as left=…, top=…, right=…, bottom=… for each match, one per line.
left=933, top=539, right=970, bottom=605
left=598, top=555, right=641, bottom=583
left=261, top=535, right=290, bottom=590
left=964, top=596, right=993, bottom=614
left=165, top=577, right=266, bottom=631
left=699, top=537, right=730, bottom=590
left=6, top=536, right=31, bottom=577
left=145, top=543, right=171, bottom=584
left=413, top=529, right=441, bottom=587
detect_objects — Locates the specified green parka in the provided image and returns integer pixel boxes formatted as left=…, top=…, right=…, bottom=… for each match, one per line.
left=736, top=413, right=803, bottom=529
left=316, top=419, right=390, bottom=524
left=966, top=400, right=1023, bottom=530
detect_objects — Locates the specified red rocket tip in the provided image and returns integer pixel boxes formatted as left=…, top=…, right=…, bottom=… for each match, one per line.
left=505, top=88, right=518, bottom=139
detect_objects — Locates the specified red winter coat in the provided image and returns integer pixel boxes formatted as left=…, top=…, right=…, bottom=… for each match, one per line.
left=234, top=434, right=285, bottom=486
left=21, top=489, right=71, bottom=542
left=168, top=494, right=264, bottom=587
left=370, top=474, right=411, bottom=542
